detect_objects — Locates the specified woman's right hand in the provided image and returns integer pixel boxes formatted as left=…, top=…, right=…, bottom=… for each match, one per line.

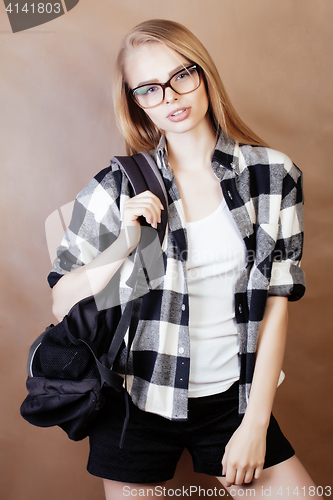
left=121, top=190, right=165, bottom=252
left=52, top=191, right=164, bottom=321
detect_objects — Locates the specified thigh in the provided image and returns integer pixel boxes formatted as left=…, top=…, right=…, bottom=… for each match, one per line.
left=217, top=455, right=322, bottom=499
left=104, top=479, right=167, bottom=500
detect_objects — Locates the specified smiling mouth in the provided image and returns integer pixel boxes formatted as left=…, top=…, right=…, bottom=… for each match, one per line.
left=171, top=109, right=186, bottom=116
left=166, top=107, right=191, bottom=122
left=167, top=107, right=190, bottom=118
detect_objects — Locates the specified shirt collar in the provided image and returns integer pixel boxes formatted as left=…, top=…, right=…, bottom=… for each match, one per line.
left=150, top=132, right=241, bottom=178
left=149, top=135, right=173, bottom=182
left=213, top=132, right=240, bottom=175
left=151, top=135, right=168, bottom=168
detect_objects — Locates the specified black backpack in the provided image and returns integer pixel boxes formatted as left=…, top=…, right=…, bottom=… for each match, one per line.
left=20, top=153, right=168, bottom=445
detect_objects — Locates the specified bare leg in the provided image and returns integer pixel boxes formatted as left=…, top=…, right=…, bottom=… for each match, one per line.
left=217, top=456, right=323, bottom=500
left=103, top=479, right=166, bottom=500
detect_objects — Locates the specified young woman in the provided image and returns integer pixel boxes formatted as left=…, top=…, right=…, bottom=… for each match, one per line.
left=49, top=19, right=321, bottom=499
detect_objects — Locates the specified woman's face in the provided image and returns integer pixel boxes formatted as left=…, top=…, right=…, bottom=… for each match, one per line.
left=124, top=43, right=210, bottom=138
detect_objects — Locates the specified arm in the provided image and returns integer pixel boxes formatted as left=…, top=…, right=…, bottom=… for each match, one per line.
left=52, top=190, right=164, bottom=321
left=222, top=156, right=304, bottom=486
left=242, top=296, right=288, bottom=428
left=222, top=295, right=288, bottom=486
left=52, top=226, right=136, bottom=321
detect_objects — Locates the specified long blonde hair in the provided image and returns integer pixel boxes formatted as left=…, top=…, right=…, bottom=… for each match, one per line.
left=114, top=19, right=268, bottom=155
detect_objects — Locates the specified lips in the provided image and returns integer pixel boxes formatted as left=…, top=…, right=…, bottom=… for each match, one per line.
left=166, top=107, right=191, bottom=122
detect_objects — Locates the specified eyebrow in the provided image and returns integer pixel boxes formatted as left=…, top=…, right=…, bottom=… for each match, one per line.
left=134, top=63, right=190, bottom=89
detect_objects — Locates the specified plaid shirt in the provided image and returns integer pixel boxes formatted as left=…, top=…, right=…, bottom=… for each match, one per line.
left=48, top=132, right=305, bottom=420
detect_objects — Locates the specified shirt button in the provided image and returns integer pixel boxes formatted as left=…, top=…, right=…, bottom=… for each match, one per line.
left=227, top=190, right=233, bottom=200
left=179, top=347, right=184, bottom=354
left=181, top=304, right=186, bottom=311
left=238, top=304, right=242, bottom=314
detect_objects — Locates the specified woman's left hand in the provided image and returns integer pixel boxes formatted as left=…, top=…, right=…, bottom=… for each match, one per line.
left=221, top=419, right=267, bottom=486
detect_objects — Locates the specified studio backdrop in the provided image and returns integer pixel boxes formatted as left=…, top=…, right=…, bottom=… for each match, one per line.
left=0, top=1, right=332, bottom=499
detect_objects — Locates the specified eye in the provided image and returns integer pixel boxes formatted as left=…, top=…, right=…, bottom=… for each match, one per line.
left=135, top=85, right=160, bottom=96
left=146, top=86, right=160, bottom=94
left=176, top=70, right=190, bottom=81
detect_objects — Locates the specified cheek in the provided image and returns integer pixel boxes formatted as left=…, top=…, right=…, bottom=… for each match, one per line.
left=144, top=109, right=164, bottom=128
left=197, top=85, right=210, bottom=113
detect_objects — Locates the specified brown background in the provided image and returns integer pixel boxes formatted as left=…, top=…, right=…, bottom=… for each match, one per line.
left=1, top=1, right=332, bottom=498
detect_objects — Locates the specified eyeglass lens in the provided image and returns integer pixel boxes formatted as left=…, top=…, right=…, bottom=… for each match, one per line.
left=133, top=66, right=200, bottom=109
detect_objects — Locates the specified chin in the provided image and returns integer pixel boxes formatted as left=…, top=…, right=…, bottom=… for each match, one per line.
left=166, top=120, right=204, bottom=136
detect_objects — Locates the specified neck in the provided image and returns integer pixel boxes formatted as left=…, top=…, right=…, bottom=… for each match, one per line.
left=165, top=117, right=217, bottom=173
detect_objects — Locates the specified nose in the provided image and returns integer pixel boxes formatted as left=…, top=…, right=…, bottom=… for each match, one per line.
left=164, top=86, right=178, bottom=104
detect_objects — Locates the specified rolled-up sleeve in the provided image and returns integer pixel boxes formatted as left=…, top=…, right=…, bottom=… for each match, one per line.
left=47, top=163, right=125, bottom=288
left=268, top=156, right=305, bottom=301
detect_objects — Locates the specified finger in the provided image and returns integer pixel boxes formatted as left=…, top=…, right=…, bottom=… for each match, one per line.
left=221, top=449, right=229, bottom=476
left=224, top=464, right=237, bottom=487
left=234, top=467, right=247, bottom=486
left=243, top=467, right=255, bottom=484
left=123, top=203, right=159, bottom=228
left=136, top=190, right=164, bottom=210
left=126, top=199, right=162, bottom=225
left=142, top=205, right=161, bottom=227
left=143, top=190, right=165, bottom=209
left=254, top=465, right=263, bottom=480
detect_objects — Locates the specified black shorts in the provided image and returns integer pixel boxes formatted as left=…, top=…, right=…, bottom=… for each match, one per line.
left=87, top=381, right=295, bottom=483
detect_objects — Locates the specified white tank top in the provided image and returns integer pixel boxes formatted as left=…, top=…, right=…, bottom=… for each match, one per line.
left=186, top=197, right=247, bottom=397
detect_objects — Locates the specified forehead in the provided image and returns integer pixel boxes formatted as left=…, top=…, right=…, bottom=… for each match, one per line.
left=124, top=43, right=190, bottom=89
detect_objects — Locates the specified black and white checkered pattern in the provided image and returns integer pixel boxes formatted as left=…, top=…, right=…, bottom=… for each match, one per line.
left=48, top=132, right=305, bottom=419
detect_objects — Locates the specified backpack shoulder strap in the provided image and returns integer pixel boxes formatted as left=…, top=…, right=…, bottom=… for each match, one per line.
left=112, top=153, right=168, bottom=247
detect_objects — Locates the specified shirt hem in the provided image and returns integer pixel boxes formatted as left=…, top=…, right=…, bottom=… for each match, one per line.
left=188, top=377, right=240, bottom=398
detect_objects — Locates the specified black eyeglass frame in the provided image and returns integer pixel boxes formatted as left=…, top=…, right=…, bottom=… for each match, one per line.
left=131, top=64, right=202, bottom=109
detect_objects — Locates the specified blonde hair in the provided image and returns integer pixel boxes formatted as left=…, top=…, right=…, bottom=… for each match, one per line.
left=114, top=19, right=268, bottom=155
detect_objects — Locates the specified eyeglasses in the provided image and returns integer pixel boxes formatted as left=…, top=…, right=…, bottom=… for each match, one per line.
left=131, top=64, right=201, bottom=109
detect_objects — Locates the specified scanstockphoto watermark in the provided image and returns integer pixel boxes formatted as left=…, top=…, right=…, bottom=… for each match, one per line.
left=3, top=0, right=80, bottom=33
left=123, top=485, right=255, bottom=497
left=122, top=485, right=332, bottom=497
